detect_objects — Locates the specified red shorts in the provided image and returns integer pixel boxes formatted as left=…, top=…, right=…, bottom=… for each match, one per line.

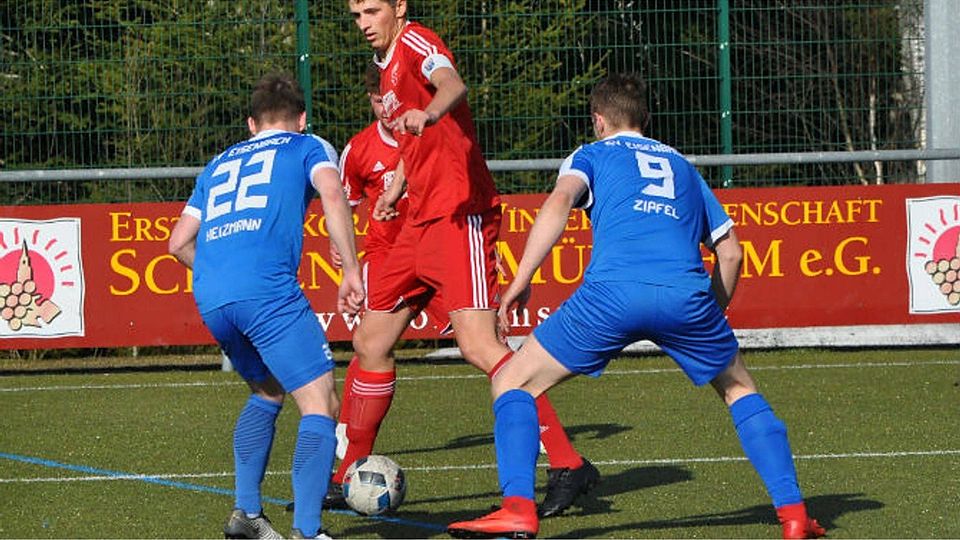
left=367, top=207, right=500, bottom=317
left=363, top=249, right=452, bottom=334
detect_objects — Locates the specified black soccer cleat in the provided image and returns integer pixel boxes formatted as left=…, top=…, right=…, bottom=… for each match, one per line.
left=538, top=458, right=600, bottom=518
left=322, top=481, right=349, bottom=510
left=285, top=482, right=349, bottom=513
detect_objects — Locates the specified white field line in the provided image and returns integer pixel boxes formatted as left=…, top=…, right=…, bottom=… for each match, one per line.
left=1, top=359, right=958, bottom=393
left=2, top=449, right=958, bottom=484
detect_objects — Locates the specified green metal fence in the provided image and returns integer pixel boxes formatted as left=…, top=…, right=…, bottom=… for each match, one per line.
left=1, top=0, right=928, bottom=205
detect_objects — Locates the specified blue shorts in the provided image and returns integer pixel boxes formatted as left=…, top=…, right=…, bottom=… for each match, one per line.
left=533, top=281, right=738, bottom=386
left=201, top=292, right=334, bottom=393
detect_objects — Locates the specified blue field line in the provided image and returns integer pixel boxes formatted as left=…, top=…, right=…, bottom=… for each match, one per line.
left=0, top=451, right=446, bottom=532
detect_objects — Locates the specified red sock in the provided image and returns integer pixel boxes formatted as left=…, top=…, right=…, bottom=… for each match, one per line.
left=332, top=367, right=396, bottom=484
left=535, top=393, right=583, bottom=470
left=776, top=501, right=809, bottom=523
left=486, top=351, right=514, bottom=381
left=337, top=356, right=361, bottom=423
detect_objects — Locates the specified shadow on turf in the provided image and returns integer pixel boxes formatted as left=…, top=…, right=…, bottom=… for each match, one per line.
left=335, top=465, right=692, bottom=538
left=550, top=492, right=882, bottom=538
left=390, top=423, right=633, bottom=456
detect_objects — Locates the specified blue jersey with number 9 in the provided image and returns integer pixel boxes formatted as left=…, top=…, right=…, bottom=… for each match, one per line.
left=184, top=129, right=339, bottom=313
left=559, top=131, right=732, bottom=291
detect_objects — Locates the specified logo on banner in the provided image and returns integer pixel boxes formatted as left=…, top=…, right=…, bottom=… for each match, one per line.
left=906, top=196, right=960, bottom=313
left=0, top=219, right=85, bottom=338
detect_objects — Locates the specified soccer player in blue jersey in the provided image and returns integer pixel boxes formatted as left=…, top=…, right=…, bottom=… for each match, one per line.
left=448, top=74, right=825, bottom=540
left=169, top=72, right=364, bottom=540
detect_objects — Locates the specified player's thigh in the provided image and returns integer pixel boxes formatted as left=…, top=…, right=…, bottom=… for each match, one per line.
left=650, top=287, right=739, bottom=387
left=417, top=209, right=500, bottom=312
left=200, top=306, right=271, bottom=384
left=533, top=281, right=645, bottom=377
left=240, top=294, right=336, bottom=393
left=492, top=333, right=575, bottom=399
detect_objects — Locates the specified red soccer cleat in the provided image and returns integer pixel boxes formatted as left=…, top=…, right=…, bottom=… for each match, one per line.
left=447, top=496, right=539, bottom=539
left=777, top=502, right=826, bottom=539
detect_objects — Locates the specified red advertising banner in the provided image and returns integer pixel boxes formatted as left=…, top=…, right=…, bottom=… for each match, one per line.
left=1, top=183, right=958, bottom=350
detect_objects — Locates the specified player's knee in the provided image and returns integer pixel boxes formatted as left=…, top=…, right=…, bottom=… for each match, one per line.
left=353, top=335, right=392, bottom=366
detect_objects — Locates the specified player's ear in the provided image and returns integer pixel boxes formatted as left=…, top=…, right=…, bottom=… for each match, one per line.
left=247, top=117, right=258, bottom=136
left=592, top=113, right=605, bottom=139
left=394, top=0, right=407, bottom=19
left=298, top=112, right=307, bottom=133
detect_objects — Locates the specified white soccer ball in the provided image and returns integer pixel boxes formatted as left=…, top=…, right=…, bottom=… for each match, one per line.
left=342, top=455, right=406, bottom=515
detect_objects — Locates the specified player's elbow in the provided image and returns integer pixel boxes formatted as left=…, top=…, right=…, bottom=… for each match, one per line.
left=168, top=238, right=190, bottom=266
left=713, top=231, right=743, bottom=267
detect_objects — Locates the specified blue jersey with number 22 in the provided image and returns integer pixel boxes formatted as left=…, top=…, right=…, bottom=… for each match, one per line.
left=559, top=131, right=733, bottom=291
left=183, top=129, right=339, bottom=313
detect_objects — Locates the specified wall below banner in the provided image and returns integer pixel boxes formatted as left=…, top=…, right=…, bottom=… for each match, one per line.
left=1, top=183, right=958, bottom=350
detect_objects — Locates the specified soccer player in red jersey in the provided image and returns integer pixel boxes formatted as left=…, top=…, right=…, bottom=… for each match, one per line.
left=341, top=0, right=599, bottom=517
left=326, top=63, right=453, bottom=505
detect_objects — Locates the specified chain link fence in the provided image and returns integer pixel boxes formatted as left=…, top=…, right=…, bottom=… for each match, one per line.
left=1, top=0, right=929, bottom=205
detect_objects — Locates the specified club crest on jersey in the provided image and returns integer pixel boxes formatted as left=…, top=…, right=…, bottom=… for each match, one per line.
left=389, top=63, right=400, bottom=86
left=382, top=91, right=400, bottom=119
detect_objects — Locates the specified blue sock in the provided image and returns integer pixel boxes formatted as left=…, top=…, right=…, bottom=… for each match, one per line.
left=292, top=414, right=336, bottom=537
left=233, top=395, right=281, bottom=515
left=494, top=389, right=540, bottom=500
left=729, top=393, right=803, bottom=507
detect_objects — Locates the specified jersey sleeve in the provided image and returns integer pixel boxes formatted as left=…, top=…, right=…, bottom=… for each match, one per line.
left=402, top=26, right=456, bottom=83
left=558, top=145, right=593, bottom=209
left=306, top=135, right=340, bottom=190
left=697, top=174, right=734, bottom=248
left=183, top=163, right=213, bottom=220
left=338, top=139, right=365, bottom=207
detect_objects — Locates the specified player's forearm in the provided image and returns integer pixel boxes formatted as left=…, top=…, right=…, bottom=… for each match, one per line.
left=711, top=232, right=743, bottom=309
left=168, top=214, right=199, bottom=269
left=424, top=69, right=466, bottom=123
left=515, top=192, right=574, bottom=285
left=325, top=202, right=361, bottom=273
left=383, top=162, right=406, bottom=204
left=318, top=189, right=361, bottom=274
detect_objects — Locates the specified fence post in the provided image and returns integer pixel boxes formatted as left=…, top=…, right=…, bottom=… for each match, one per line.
left=717, top=0, right=734, bottom=187
left=925, top=0, right=960, bottom=183
left=296, top=0, right=313, bottom=134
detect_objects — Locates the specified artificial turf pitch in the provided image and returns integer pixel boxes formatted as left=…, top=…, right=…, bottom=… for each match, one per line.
left=1, top=347, right=958, bottom=538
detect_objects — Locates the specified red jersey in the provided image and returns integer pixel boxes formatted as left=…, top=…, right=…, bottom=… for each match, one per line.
left=375, top=22, right=500, bottom=225
left=339, top=120, right=407, bottom=255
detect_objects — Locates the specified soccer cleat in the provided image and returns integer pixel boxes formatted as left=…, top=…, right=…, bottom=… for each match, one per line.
left=538, top=458, right=600, bottom=518
left=290, top=528, right=334, bottom=539
left=323, top=481, right=349, bottom=510
left=781, top=517, right=826, bottom=539
left=287, top=482, right=348, bottom=512
left=223, top=509, right=284, bottom=540
left=777, top=502, right=826, bottom=539
left=447, top=496, right=538, bottom=539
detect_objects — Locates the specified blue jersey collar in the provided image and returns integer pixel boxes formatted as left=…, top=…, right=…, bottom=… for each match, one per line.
left=250, top=128, right=295, bottom=141
left=602, top=130, right=645, bottom=141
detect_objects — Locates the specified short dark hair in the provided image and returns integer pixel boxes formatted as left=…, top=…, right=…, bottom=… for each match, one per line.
left=250, top=72, right=305, bottom=124
left=590, top=73, right=649, bottom=131
left=363, top=63, right=381, bottom=95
